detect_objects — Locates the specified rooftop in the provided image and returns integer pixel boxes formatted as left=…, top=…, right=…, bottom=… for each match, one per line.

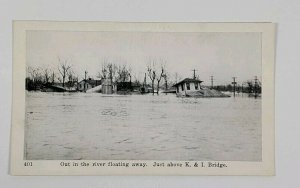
left=173, top=78, right=203, bottom=87
left=79, top=79, right=101, bottom=86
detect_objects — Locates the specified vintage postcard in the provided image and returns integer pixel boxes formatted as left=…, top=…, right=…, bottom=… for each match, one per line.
left=10, top=21, right=275, bottom=175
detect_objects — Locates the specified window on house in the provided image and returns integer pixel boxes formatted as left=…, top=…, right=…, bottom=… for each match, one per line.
left=181, top=84, right=184, bottom=91
left=186, top=83, right=190, bottom=90
left=195, top=83, right=199, bottom=90
left=177, top=86, right=179, bottom=93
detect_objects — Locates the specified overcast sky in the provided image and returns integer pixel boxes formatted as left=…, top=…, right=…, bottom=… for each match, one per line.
left=27, top=31, right=261, bottom=85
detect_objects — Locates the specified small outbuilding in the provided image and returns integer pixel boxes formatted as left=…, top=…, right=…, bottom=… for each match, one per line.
left=78, top=78, right=101, bottom=92
left=173, top=78, right=203, bottom=96
left=101, top=78, right=117, bottom=94
left=173, top=78, right=230, bottom=98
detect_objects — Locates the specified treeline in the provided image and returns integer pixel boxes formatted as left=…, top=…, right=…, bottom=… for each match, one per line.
left=96, top=58, right=170, bottom=93
left=26, top=57, right=78, bottom=91
left=26, top=57, right=172, bottom=93
left=211, top=81, right=262, bottom=94
left=26, top=56, right=261, bottom=94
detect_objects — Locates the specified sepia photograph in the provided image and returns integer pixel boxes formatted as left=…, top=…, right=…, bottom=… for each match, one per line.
left=10, top=22, right=275, bottom=175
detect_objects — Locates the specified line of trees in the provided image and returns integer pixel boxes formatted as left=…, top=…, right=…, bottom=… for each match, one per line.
left=147, top=58, right=167, bottom=94
left=95, top=58, right=170, bottom=94
left=26, top=57, right=78, bottom=91
left=97, top=58, right=132, bottom=83
left=211, top=80, right=261, bottom=94
left=26, top=56, right=261, bottom=94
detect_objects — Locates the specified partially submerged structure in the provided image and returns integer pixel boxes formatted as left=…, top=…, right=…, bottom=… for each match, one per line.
left=78, top=78, right=101, bottom=92
left=116, top=81, right=132, bottom=92
left=101, top=78, right=117, bottom=94
left=173, top=78, right=230, bottom=97
left=173, top=78, right=203, bottom=96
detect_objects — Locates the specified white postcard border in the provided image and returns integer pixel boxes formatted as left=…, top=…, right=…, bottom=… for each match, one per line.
left=10, top=21, right=275, bottom=175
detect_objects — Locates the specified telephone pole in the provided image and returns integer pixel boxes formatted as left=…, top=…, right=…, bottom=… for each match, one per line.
left=164, top=74, right=168, bottom=90
left=232, top=77, right=237, bottom=97
left=191, top=69, right=197, bottom=79
left=254, top=76, right=258, bottom=98
left=84, top=71, right=88, bottom=92
left=84, top=71, right=88, bottom=80
left=143, top=73, right=146, bottom=87
left=210, top=76, right=214, bottom=89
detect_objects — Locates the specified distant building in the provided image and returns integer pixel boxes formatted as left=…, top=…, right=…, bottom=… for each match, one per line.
left=131, top=82, right=142, bottom=92
left=116, top=81, right=132, bottom=92
left=173, top=78, right=203, bottom=96
left=78, top=78, right=101, bottom=92
left=173, top=78, right=230, bottom=97
left=101, top=78, right=117, bottom=94
left=140, top=84, right=152, bottom=94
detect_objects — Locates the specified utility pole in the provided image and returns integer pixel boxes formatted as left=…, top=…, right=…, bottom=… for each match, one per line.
left=241, top=83, right=244, bottom=96
left=210, top=76, right=214, bottom=89
left=232, top=77, right=237, bottom=97
left=143, top=73, right=146, bottom=87
left=84, top=71, right=88, bottom=80
left=192, top=69, right=197, bottom=79
left=254, top=76, right=258, bottom=98
left=84, top=71, right=88, bottom=92
left=164, top=74, right=168, bottom=90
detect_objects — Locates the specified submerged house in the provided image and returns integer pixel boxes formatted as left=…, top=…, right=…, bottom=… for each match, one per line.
left=116, top=81, right=142, bottom=93
left=101, top=78, right=117, bottom=94
left=173, top=78, right=203, bottom=96
left=78, top=78, right=101, bottom=92
left=140, top=84, right=152, bottom=94
left=173, top=78, right=230, bottom=97
left=116, top=81, right=132, bottom=92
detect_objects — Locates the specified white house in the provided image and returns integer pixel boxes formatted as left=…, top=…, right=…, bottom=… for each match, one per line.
left=173, top=78, right=230, bottom=97
left=78, top=78, right=101, bottom=92
left=173, top=78, right=203, bottom=96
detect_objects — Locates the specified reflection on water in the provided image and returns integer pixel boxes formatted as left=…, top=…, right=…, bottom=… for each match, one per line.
left=25, top=92, right=261, bottom=161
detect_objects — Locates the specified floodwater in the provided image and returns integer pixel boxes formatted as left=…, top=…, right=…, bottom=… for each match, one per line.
left=25, top=92, right=261, bottom=161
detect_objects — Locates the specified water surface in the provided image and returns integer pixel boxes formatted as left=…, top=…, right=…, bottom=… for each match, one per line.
left=25, top=92, right=261, bottom=161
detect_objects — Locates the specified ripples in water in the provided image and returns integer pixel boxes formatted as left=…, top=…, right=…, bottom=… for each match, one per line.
left=25, top=92, right=262, bottom=161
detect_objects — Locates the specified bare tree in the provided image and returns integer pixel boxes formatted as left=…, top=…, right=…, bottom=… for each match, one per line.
left=50, top=70, right=56, bottom=84
left=98, top=58, right=113, bottom=79
left=117, top=64, right=131, bottom=82
left=107, top=63, right=117, bottom=81
left=162, top=70, right=170, bottom=91
left=155, top=62, right=165, bottom=94
left=26, top=66, right=44, bottom=90
left=57, top=57, right=72, bottom=88
left=96, top=71, right=103, bottom=79
left=101, top=61, right=108, bottom=79
left=67, top=69, right=74, bottom=89
left=146, top=58, right=166, bottom=94
left=43, top=68, right=50, bottom=84
left=28, top=66, right=42, bottom=82
left=147, top=59, right=157, bottom=94
left=116, top=65, right=124, bottom=82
